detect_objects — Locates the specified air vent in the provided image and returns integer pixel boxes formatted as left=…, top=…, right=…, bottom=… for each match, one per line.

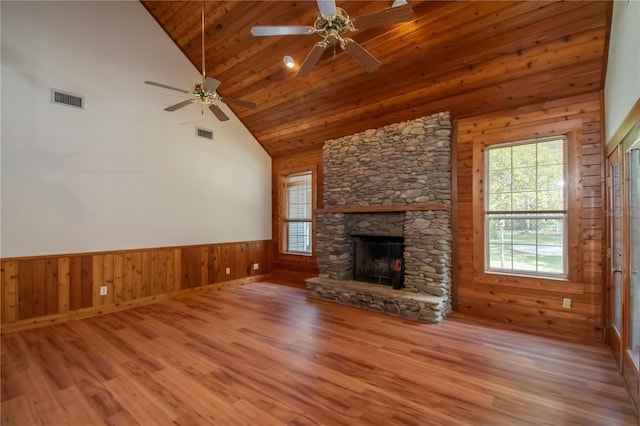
left=51, top=89, right=84, bottom=109
left=196, top=126, right=214, bottom=140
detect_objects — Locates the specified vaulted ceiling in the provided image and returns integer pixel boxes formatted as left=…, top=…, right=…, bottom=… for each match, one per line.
left=141, top=1, right=611, bottom=158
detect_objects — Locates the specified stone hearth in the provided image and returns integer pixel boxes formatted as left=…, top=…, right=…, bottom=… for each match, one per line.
left=306, top=277, right=446, bottom=323
left=307, top=112, right=453, bottom=323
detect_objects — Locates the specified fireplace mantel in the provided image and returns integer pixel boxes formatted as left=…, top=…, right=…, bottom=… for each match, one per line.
left=316, top=203, right=451, bottom=214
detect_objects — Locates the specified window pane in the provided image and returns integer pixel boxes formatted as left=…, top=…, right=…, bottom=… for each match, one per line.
left=485, top=137, right=566, bottom=278
left=512, top=190, right=536, bottom=210
left=538, top=139, right=564, bottom=166
left=488, top=216, right=564, bottom=275
left=287, top=173, right=312, bottom=220
left=287, top=221, right=312, bottom=254
left=489, top=193, right=511, bottom=211
left=488, top=243, right=513, bottom=269
left=487, top=138, right=565, bottom=213
left=512, top=143, right=536, bottom=168
left=537, top=189, right=564, bottom=210
left=489, top=168, right=512, bottom=192
left=512, top=167, right=537, bottom=192
left=489, top=147, right=511, bottom=171
left=613, top=162, right=623, bottom=333
left=537, top=164, right=564, bottom=190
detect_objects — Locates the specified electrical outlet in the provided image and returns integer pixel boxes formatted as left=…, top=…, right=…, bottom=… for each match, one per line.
left=225, top=267, right=231, bottom=275
left=562, top=298, right=571, bottom=309
left=100, top=286, right=108, bottom=296
left=253, top=263, right=259, bottom=270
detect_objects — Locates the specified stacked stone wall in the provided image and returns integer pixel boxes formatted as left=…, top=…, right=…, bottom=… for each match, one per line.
left=323, top=112, right=452, bottom=207
left=314, top=112, right=453, bottom=320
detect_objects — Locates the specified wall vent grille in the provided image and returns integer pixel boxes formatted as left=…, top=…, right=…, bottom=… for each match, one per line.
left=196, top=126, right=214, bottom=140
left=51, top=89, right=84, bottom=109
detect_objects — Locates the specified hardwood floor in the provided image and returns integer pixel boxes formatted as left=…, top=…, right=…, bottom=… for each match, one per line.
left=1, top=282, right=636, bottom=425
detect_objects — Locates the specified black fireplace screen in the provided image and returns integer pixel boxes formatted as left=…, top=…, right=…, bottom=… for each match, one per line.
left=353, top=235, right=404, bottom=289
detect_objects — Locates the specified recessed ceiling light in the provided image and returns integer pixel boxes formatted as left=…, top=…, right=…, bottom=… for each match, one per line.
left=283, top=55, right=295, bottom=68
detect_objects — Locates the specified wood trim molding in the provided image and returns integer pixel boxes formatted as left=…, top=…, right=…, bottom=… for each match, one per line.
left=316, top=203, right=451, bottom=214
left=470, top=122, right=584, bottom=285
left=473, top=119, right=584, bottom=143
left=275, top=164, right=318, bottom=255
left=451, top=118, right=460, bottom=310
left=606, top=96, right=640, bottom=156
left=0, top=239, right=272, bottom=262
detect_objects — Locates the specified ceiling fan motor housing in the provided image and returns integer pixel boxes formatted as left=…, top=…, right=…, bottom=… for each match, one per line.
left=314, top=7, right=354, bottom=44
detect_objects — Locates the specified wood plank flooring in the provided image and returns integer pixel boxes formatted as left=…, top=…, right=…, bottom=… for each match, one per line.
left=1, top=282, right=637, bottom=425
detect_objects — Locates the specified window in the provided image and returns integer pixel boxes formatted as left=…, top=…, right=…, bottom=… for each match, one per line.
left=629, top=147, right=640, bottom=368
left=284, top=172, right=312, bottom=254
left=485, top=137, right=567, bottom=277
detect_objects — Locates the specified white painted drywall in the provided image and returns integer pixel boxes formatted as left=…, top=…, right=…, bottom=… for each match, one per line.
left=0, top=1, right=272, bottom=258
left=605, top=0, right=640, bottom=142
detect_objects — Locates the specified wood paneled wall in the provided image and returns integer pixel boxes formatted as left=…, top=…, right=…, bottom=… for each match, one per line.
left=456, top=92, right=605, bottom=340
left=271, top=150, right=323, bottom=286
left=1, top=240, right=271, bottom=333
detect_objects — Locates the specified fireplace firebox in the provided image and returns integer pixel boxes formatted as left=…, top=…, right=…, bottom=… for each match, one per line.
left=353, top=235, right=404, bottom=289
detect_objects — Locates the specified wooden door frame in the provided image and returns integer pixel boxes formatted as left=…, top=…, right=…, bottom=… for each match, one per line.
left=604, top=98, right=640, bottom=418
left=622, top=133, right=640, bottom=415
left=606, top=146, right=623, bottom=367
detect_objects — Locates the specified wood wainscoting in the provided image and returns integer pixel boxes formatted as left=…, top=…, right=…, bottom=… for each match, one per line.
left=0, top=240, right=272, bottom=333
left=456, top=92, right=605, bottom=340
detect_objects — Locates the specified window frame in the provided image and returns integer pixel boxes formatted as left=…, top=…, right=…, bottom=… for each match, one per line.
left=472, top=121, right=583, bottom=285
left=278, top=166, right=317, bottom=257
left=484, top=136, right=569, bottom=279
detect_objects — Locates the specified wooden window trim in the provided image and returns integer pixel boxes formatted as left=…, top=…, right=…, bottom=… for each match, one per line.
left=472, top=119, right=583, bottom=285
left=277, top=165, right=317, bottom=257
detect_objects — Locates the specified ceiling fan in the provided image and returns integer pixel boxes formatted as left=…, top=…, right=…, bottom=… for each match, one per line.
left=145, top=4, right=256, bottom=121
left=250, top=0, right=414, bottom=78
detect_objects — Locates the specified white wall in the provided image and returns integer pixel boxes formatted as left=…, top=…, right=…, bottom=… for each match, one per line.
left=605, top=0, right=640, bottom=142
left=0, top=1, right=272, bottom=258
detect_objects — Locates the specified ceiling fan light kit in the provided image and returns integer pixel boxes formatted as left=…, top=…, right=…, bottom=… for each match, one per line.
left=145, top=3, right=257, bottom=122
left=250, top=0, right=414, bottom=78
left=145, top=0, right=414, bottom=122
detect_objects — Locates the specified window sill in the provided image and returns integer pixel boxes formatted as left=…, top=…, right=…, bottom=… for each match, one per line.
left=484, top=270, right=568, bottom=282
left=282, top=251, right=313, bottom=257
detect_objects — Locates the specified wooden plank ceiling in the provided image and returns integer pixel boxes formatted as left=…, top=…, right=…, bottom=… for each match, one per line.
left=140, top=1, right=610, bottom=158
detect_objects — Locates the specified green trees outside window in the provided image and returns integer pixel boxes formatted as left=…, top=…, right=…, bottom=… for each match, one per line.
left=485, top=138, right=567, bottom=277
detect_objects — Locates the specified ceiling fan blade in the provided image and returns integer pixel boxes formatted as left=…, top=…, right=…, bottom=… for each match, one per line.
left=209, top=104, right=229, bottom=121
left=204, top=77, right=221, bottom=92
left=352, top=3, right=414, bottom=31
left=343, top=39, right=381, bottom=73
left=221, top=97, right=257, bottom=110
left=145, top=81, right=190, bottom=94
left=297, top=42, right=327, bottom=78
left=251, top=25, right=314, bottom=37
left=316, top=0, right=337, bottom=17
left=164, top=99, right=195, bottom=112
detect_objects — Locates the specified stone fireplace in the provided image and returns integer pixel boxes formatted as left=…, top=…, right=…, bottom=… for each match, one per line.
left=306, top=112, right=452, bottom=323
